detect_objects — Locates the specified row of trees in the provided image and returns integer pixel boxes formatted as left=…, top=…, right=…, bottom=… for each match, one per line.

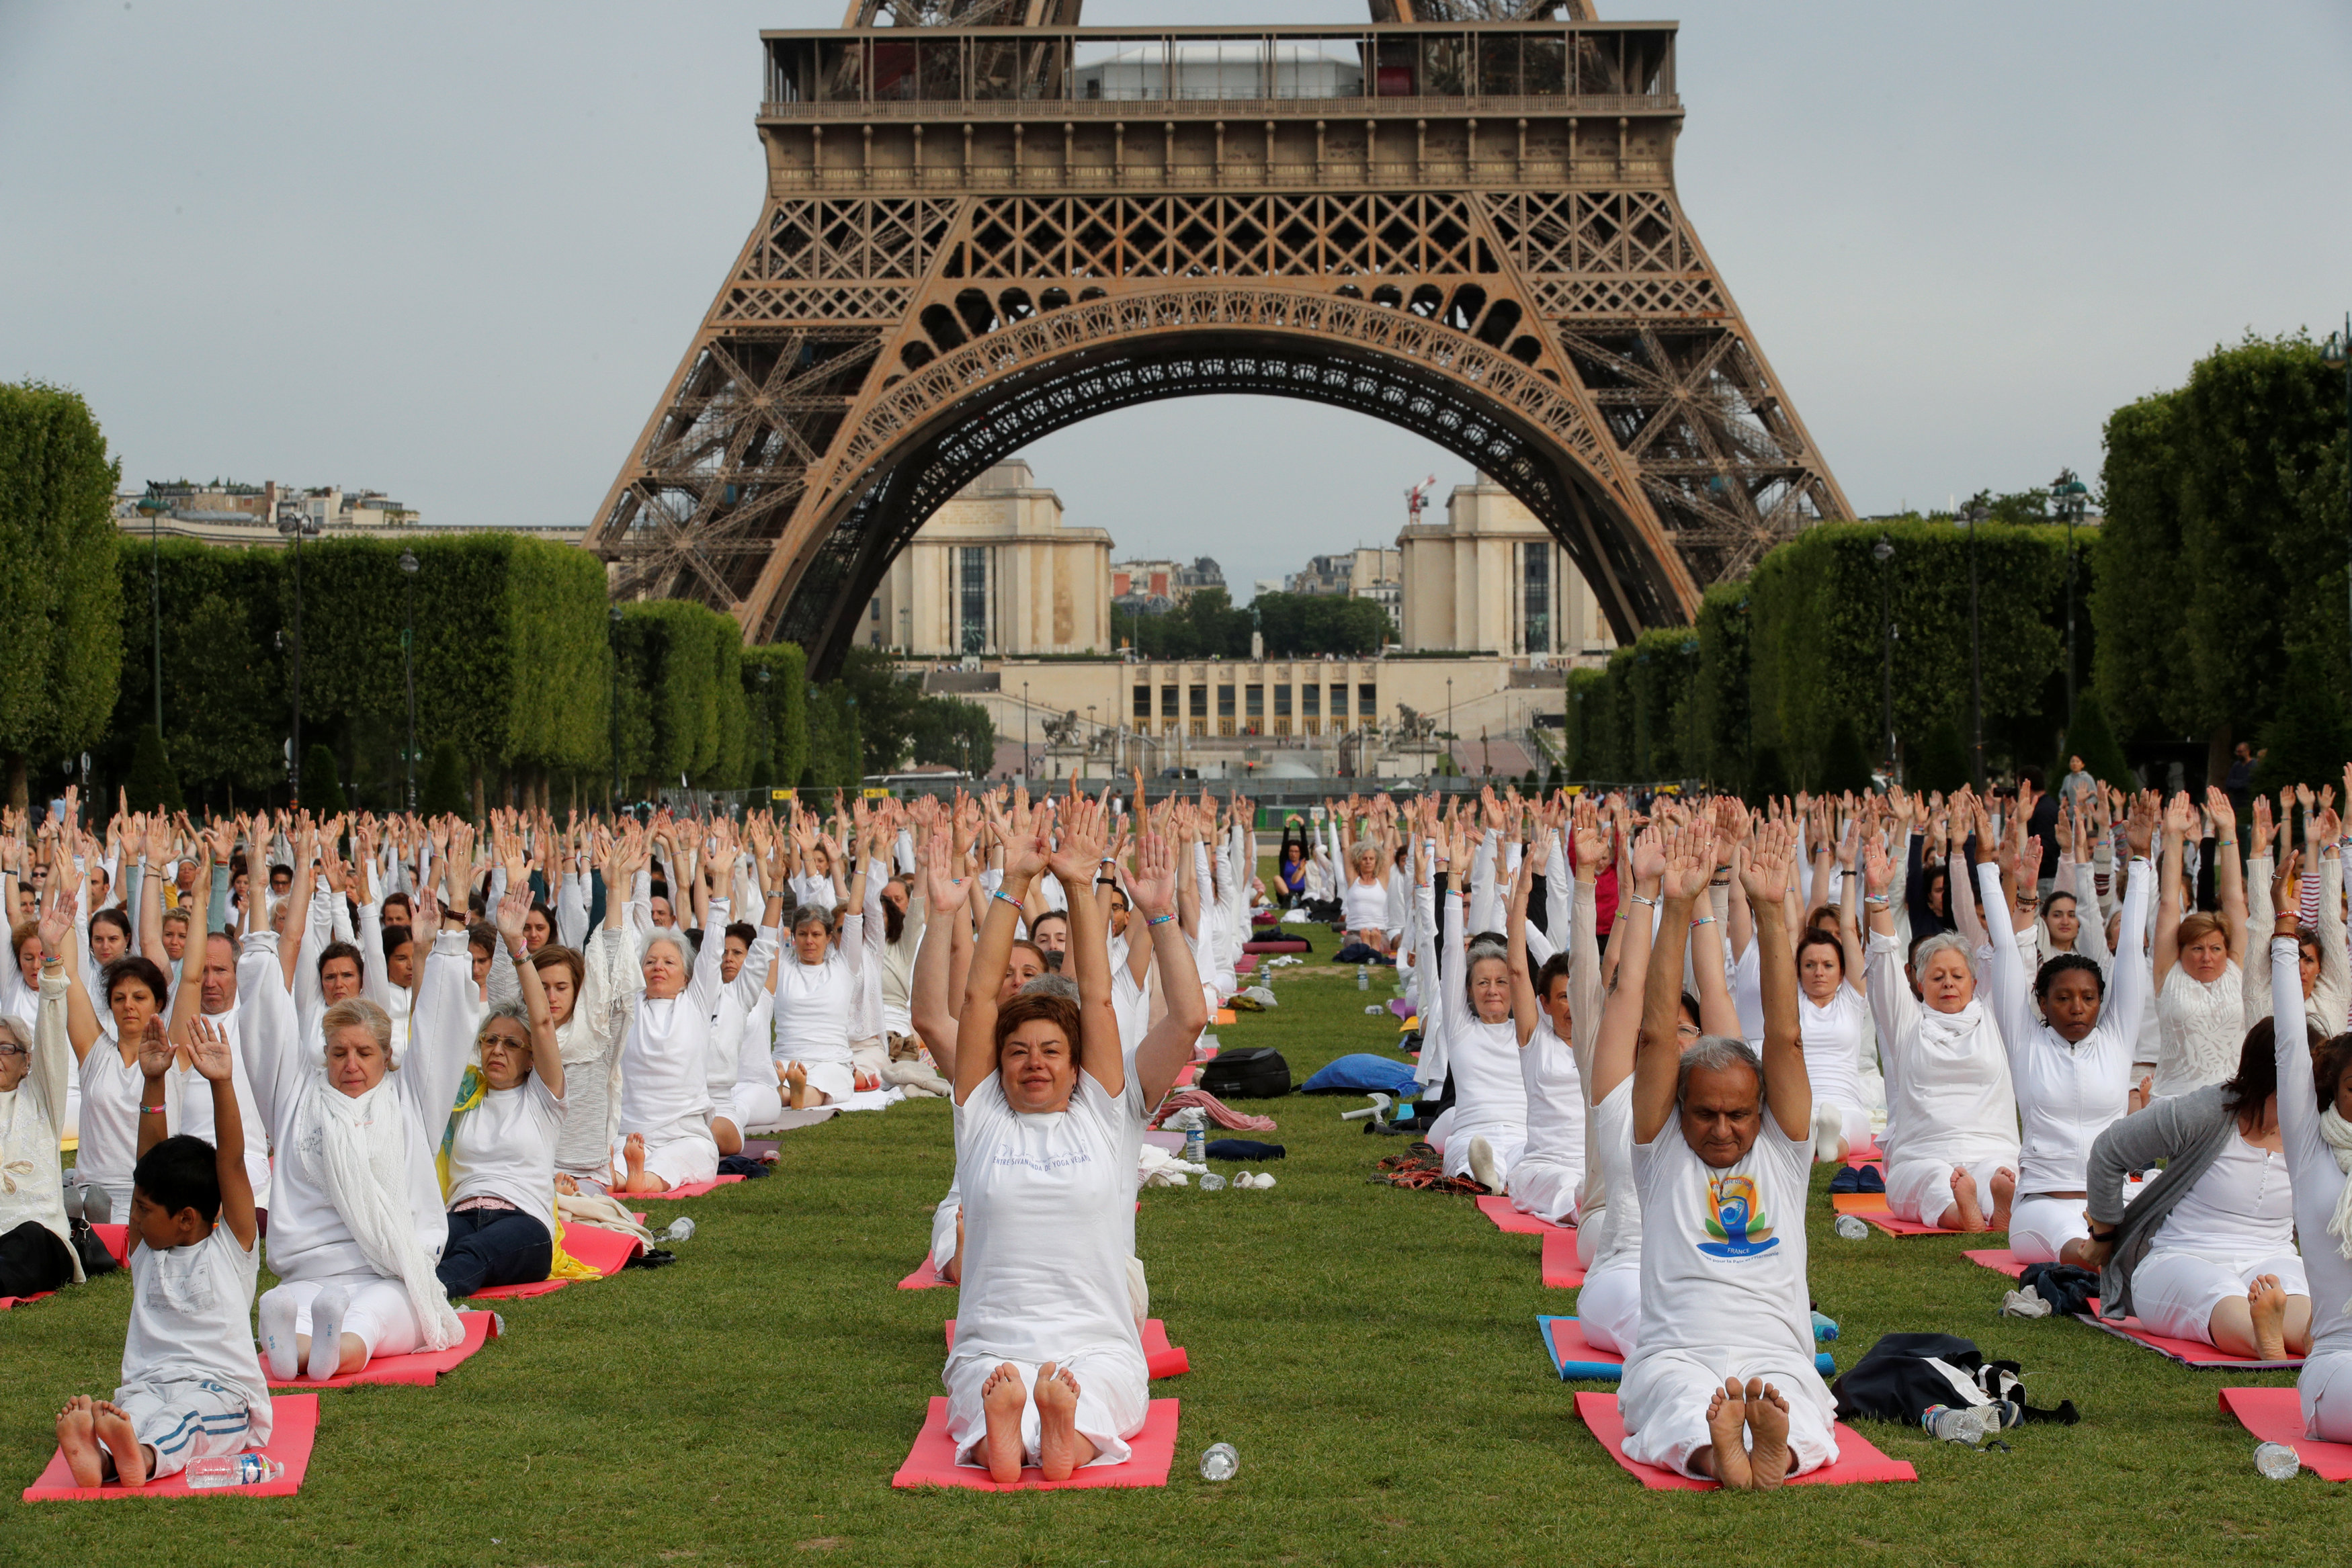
left=1125, top=586, right=1393, bottom=660
left=1563, top=332, right=2347, bottom=797
left=3, top=382, right=997, bottom=815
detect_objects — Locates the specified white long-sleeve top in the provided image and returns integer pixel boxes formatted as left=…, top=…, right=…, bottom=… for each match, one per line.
left=1, top=971, right=80, bottom=1280
left=771, top=934, right=862, bottom=1068
left=2244, top=851, right=2350, bottom=1035
left=2267, top=939, right=2352, bottom=1374
left=618, top=915, right=727, bottom=1139
left=1865, top=928, right=2017, bottom=1171
left=710, top=919, right=781, bottom=1102
left=1429, top=889, right=1527, bottom=1138
left=849, top=861, right=889, bottom=1043
left=239, top=928, right=473, bottom=1284
left=1980, top=857, right=2151, bottom=1196
left=552, top=921, right=642, bottom=1184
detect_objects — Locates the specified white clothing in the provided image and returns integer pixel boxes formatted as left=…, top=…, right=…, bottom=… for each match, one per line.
left=2133, top=1249, right=2308, bottom=1346
left=1, top=972, right=78, bottom=1281
left=2153, top=962, right=2244, bottom=1098
left=1429, top=891, right=1528, bottom=1182
left=1864, top=930, right=2018, bottom=1225
left=1578, top=1256, right=1642, bottom=1357
left=1341, top=878, right=1387, bottom=937
left=942, top=1350, right=1149, bottom=1473
left=946, top=1068, right=1146, bottom=1467
left=259, top=1271, right=423, bottom=1365
left=2148, top=1130, right=2296, bottom=1262
left=1587, top=1076, right=1644, bottom=1268
left=930, top=1183, right=962, bottom=1271
left=1620, top=1094, right=1833, bottom=1479
left=73, top=1035, right=148, bottom=1215
left=167, top=1013, right=272, bottom=1211
left=121, top=1221, right=269, bottom=1424
left=618, top=905, right=728, bottom=1177
left=709, top=922, right=780, bottom=1106
left=1796, top=984, right=1869, bottom=1135
left=111, top=1376, right=269, bottom=1480
left=1507, top=1018, right=1585, bottom=1223
left=2009, top=1194, right=2094, bottom=1265
left=1979, top=859, right=2152, bottom=1200
left=2269, top=940, right=2352, bottom=1438
left=552, top=922, right=642, bottom=1186
left=446, top=1075, right=565, bottom=1221
left=772, top=953, right=860, bottom=1070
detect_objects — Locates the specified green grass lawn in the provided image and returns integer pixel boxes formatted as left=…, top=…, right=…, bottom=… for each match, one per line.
left=1, top=960, right=2335, bottom=1567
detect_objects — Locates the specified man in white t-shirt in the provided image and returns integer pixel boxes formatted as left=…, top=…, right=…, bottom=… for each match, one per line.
left=1620, top=816, right=1836, bottom=1491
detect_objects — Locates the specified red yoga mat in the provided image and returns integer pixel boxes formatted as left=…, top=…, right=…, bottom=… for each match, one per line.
left=1541, top=1228, right=1587, bottom=1289
left=1, top=1292, right=56, bottom=1311
left=264, top=1310, right=498, bottom=1391
left=1828, top=1194, right=1953, bottom=1237
left=943, top=1318, right=1189, bottom=1380
left=1844, top=1143, right=1886, bottom=1168
left=1574, top=1392, right=1917, bottom=1490
left=1963, top=1248, right=2026, bottom=1278
left=469, top=1221, right=646, bottom=1301
left=891, top=1396, right=1179, bottom=1491
left=2083, top=1314, right=2302, bottom=1370
left=1476, top=1194, right=1568, bottom=1235
left=2220, top=1387, right=2352, bottom=1480
left=91, top=1224, right=131, bottom=1267
left=898, top=1255, right=952, bottom=1291
left=22, top=1394, right=319, bottom=1502
left=624, top=1173, right=747, bottom=1201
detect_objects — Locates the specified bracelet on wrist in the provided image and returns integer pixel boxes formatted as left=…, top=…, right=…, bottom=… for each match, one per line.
left=140, top=1102, right=167, bottom=1115
left=1628, top=894, right=1658, bottom=909
left=1146, top=912, right=1175, bottom=926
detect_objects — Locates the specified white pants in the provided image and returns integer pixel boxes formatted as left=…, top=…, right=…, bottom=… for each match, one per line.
left=1620, top=1347, right=1838, bottom=1480
left=2303, top=1351, right=2352, bottom=1441
left=636, top=1124, right=719, bottom=1190
left=110, top=1377, right=269, bottom=1479
left=942, top=1346, right=1148, bottom=1470
left=930, top=1192, right=962, bottom=1272
left=1887, top=1153, right=2014, bottom=1227
left=259, top=1272, right=423, bottom=1366
left=1814, top=1099, right=1872, bottom=1157
left=1507, top=1158, right=1582, bottom=1226
left=2008, top=1194, right=2092, bottom=1264
left=718, top=1080, right=782, bottom=1133
left=2132, top=1249, right=2308, bottom=1344
left=1578, top=1254, right=1641, bottom=1357
left=1577, top=1202, right=1605, bottom=1268
left=1437, top=1119, right=1526, bottom=1184
left=782, top=1057, right=854, bottom=1106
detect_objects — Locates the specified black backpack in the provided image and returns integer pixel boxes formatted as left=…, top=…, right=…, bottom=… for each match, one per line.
left=1198, top=1046, right=1291, bottom=1099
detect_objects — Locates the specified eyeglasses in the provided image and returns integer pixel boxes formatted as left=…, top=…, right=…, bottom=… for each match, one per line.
left=0, top=1043, right=25, bottom=1057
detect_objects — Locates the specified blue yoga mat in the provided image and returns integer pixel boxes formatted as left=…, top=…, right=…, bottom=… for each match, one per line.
left=1537, top=1316, right=1835, bottom=1382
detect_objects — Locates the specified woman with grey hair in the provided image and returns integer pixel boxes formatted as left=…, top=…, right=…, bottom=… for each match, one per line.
left=614, top=906, right=728, bottom=1194
left=435, top=889, right=566, bottom=1298
left=1859, top=838, right=2018, bottom=1232
left=1418, top=814, right=1528, bottom=1193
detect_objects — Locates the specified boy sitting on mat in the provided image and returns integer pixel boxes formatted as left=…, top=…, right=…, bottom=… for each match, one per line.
left=54, top=1015, right=271, bottom=1487
left=1618, top=817, right=1837, bottom=1491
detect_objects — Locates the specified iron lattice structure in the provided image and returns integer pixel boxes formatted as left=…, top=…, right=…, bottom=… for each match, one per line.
left=588, top=5, right=1850, bottom=673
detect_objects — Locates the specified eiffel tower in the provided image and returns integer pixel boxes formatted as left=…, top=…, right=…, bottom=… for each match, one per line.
left=586, top=0, right=1851, bottom=672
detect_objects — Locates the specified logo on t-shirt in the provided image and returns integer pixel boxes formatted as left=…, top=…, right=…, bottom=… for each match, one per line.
left=1698, top=1173, right=1778, bottom=1258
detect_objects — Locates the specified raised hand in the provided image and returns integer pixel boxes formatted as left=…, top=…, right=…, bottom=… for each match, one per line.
left=2162, top=791, right=2199, bottom=842
left=1740, top=820, right=1797, bottom=910
left=1863, top=836, right=1894, bottom=896
left=1128, top=829, right=1178, bottom=920
left=1628, top=823, right=1666, bottom=885
left=495, top=887, right=530, bottom=947
left=187, top=1014, right=235, bottom=1084
left=136, top=1015, right=173, bottom=1080
left=1661, top=820, right=1715, bottom=902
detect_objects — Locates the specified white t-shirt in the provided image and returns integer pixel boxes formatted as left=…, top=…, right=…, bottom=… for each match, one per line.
left=1865, top=932, right=2019, bottom=1171
left=949, top=1068, right=1143, bottom=1368
left=446, top=1075, right=565, bottom=1219
left=121, top=1221, right=272, bottom=1432
left=1797, top=986, right=1868, bottom=1112
left=74, top=1037, right=146, bottom=1196
left=1342, top=878, right=1387, bottom=935
left=1590, top=1075, right=1644, bottom=1266
left=2148, top=1131, right=2295, bottom=1262
left=167, top=1016, right=273, bottom=1210
left=771, top=955, right=856, bottom=1065
left=1625, top=1103, right=1822, bottom=1405
left=620, top=996, right=715, bottom=1138
left=1513, top=1018, right=1583, bottom=1174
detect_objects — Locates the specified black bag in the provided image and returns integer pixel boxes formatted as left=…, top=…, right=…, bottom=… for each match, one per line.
left=69, top=1217, right=119, bottom=1280
left=2017, top=1262, right=2099, bottom=1317
left=1198, top=1046, right=1290, bottom=1099
left=1832, top=1332, right=2078, bottom=1428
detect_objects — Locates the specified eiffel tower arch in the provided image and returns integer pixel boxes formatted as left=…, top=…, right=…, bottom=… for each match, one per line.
left=587, top=1, right=1851, bottom=674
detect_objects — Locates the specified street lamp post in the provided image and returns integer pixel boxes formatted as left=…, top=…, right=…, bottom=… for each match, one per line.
left=1086, top=704, right=1097, bottom=780
left=398, top=549, right=420, bottom=812
left=1022, top=680, right=1030, bottom=781
left=1958, top=500, right=1990, bottom=790
left=2052, top=469, right=2091, bottom=738
left=1445, top=675, right=1454, bottom=779
left=275, top=498, right=319, bottom=803
left=609, top=607, right=624, bottom=814
left=136, top=491, right=167, bottom=737
left=1873, top=536, right=1896, bottom=778
left=2324, top=318, right=2352, bottom=695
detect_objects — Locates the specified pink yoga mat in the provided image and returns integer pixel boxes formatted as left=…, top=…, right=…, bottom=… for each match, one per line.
left=2220, top=1387, right=2352, bottom=1480
left=1173, top=1064, right=1198, bottom=1088
left=944, top=1318, right=1190, bottom=1379
left=1, top=1292, right=55, bottom=1311
left=1844, top=1143, right=1886, bottom=1168
left=468, top=1278, right=567, bottom=1302
left=2083, top=1314, right=2302, bottom=1370
left=22, top=1394, right=319, bottom=1502
left=891, top=1396, right=1180, bottom=1491
left=468, top=1222, right=646, bottom=1301
left=898, top=1256, right=951, bottom=1291
left=1541, top=1229, right=1587, bottom=1289
left=264, top=1310, right=497, bottom=1391
left=1964, top=1248, right=2026, bottom=1278
left=1476, top=1194, right=1567, bottom=1235
left=1574, top=1393, right=1917, bottom=1490
left=91, top=1224, right=130, bottom=1267
left=627, top=1173, right=747, bottom=1201
left=1827, top=1195, right=1951, bottom=1238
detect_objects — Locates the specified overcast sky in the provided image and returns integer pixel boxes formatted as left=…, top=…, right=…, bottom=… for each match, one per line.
left=3, top=1, right=2347, bottom=601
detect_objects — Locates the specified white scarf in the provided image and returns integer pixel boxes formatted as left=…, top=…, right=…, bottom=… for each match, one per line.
left=2320, top=1106, right=2352, bottom=1302
left=306, top=1077, right=464, bottom=1351
left=1913, top=996, right=1990, bottom=1059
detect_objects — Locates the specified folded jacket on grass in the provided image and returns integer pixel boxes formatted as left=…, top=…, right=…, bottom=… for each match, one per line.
left=1477, top=1194, right=1566, bottom=1235
left=1299, top=1053, right=1421, bottom=1097
left=898, top=1255, right=951, bottom=1291
left=1574, top=1393, right=1915, bottom=1490
left=892, top=1397, right=1180, bottom=1491
left=1541, top=1229, right=1586, bottom=1289
left=627, top=1174, right=747, bottom=1201
left=1147, top=1089, right=1278, bottom=1133
left=22, top=1394, right=319, bottom=1503
left=2083, top=1313, right=2302, bottom=1370
left=943, top=1317, right=1189, bottom=1379
left=2220, top=1387, right=2352, bottom=1480
left=265, top=1311, right=497, bottom=1391
left=1827, top=1194, right=1954, bottom=1237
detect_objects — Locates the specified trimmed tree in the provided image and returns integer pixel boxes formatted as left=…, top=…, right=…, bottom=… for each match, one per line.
left=122, top=724, right=182, bottom=814
left=420, top=739, right=470, bottom=819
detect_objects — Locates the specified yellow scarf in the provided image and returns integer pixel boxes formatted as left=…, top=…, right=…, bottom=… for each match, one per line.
left=438, top=1067, right=602, bottom=1282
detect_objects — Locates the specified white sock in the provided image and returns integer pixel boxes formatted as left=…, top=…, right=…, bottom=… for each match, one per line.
left=306, top=1287, right=351, bottom=1381
left=259, top=1292, right=300, bottom=1382
left=1469, top=1135, right=1503, bottom=1193
left=1811, top=1104, right=1843, bottom=1164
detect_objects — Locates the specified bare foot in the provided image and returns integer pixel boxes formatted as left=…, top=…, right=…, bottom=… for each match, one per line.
left=555, top=1174, right=579, bottom=1197
left=1034, top=1362, right=1097, bottom=1481
left=1989, top=1167, right=2017, bottom=1232
left=853, top=1070, right=882, bottom=1094
left=786, top=1061, right=813, bottom=1110
left=1744, top=1379, right=1793, bottom=1491
left=56, top=1396, right=103, bottom=1487
left=618, top=1133, right=669, bottom=1194
left=980, top=1363, right=1026, bottom=1483
left=2249, top=1274, right=2290, bottom=1361
left=90, top=1400, right=147, bottom=1487
left=1700, top=1377, right=1753, bottom=1491
left=1949, top=1168, right=1988, bottom=1233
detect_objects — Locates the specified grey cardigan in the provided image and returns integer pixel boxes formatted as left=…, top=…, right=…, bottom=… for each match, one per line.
left=2083, top=1086, right=2241, bottom=1321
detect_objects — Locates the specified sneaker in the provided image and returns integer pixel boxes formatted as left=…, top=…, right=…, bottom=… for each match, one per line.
left=1468, top=1136, right=1503, bottom=1194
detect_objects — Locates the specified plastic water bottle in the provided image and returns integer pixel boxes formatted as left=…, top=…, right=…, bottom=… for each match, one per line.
left=1833, top=1215, right=1870, bottom=1242
left=2255, top=1441, right=2300, bottom=1480
left=1199, top=1172, right=1228, bottom=1191
left=665, top=1217, right=696, bottom=1243
left=186, top=1454, right=284, bottom=1489
left=1182, top=1115, right=1206, bottom=1166
left=1810, top=1310, right=1839, bottom=1342
left=1199, top=1442, right=1239, bottom=1481
left=1357, top=966, right=1369, bottom=990
left=1921, top=1405, right=1986, bottom=1446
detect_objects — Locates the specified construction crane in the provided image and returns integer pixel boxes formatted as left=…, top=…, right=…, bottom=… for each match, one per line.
left=1404, top=474, right=1439, bottom=527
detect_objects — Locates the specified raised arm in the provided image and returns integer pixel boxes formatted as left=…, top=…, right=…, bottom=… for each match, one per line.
left=1507, top=835, right=1543, bottom=1047
left=1049, top=797, right=1130, bottom=1100
left=2153, top=790, right=2194, bottom=987
left=954, top=796, right=1050, bottom=1105
left=38, top=883, right=101, bottom=1062
left=2268, top=853, right=2326, bottom=1172
left=1589, top=824, right=1661, bottom=1102
left=186, top=1015, right=258, bottom=1250
left=2204, top=785, right=2246, bottom=962
left=1743, top=822, right=1811, bottom=1142
left=497, top=887, right=562, bottom=1100
left=1632, top=818, right=1716, bottom=1143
